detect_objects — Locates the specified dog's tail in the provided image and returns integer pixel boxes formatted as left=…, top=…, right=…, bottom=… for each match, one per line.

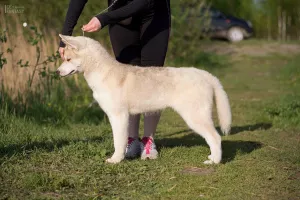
left=212, top=77, right=232, bottom=135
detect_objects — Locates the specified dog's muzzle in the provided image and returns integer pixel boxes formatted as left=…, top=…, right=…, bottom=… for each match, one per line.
left=56, top=69, right=75, bottom=77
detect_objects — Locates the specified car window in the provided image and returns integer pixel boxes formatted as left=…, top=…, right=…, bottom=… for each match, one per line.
left=199, top=7, right=224, bottom=18
left=211, top=10, right=224, bottom=18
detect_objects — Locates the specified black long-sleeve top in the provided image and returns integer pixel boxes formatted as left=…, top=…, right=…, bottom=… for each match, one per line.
left=60, top=0, right=153, bottom=47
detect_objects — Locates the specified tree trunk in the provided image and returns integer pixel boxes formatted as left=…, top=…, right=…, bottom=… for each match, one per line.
left=277, top=6, right=282, bottom=41
left=282, top=10, right=286, bottom=41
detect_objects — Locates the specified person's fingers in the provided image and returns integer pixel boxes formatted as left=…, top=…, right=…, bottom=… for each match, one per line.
left=59, top=50, right=64, bottom=59
left=59, top=47, right=65, bottom=60
left=83, top=24, right=93, bottom=32
left=82, top=18, right=94, bottom=31
left=84, top=23, right=96, bottom=32
left=85, top=28, right=98, bottom=32
left=83, top=17, right=101, bottom=32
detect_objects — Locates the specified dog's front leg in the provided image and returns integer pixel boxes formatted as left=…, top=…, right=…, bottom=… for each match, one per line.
left=106, top=112, right=129, bottom=164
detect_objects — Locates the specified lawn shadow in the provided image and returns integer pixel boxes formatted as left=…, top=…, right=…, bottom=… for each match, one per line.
left=156, top=133, right=262, bottom=163
left=0, top=136, right=105, bottom=160
left=217, top=123, right=272, bottom=135
left=1, top=123, right=268, bottom=162
left=162, top=123, right=272, bottom=138
left=156, top=123, right=267, bottom=163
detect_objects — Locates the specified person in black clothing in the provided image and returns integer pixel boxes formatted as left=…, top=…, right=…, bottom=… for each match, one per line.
left=59, top=0, right=171, bottom=159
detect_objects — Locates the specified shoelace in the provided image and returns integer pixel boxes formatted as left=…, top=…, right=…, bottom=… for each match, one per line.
left=142, top=137, right=153, bottom=154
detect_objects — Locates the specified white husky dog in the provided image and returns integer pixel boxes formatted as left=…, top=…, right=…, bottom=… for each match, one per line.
left=57, top=34, right=231, bottom=164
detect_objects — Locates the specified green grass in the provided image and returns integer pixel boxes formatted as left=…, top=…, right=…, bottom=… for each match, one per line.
left=1, top=42, right=300, bottom=200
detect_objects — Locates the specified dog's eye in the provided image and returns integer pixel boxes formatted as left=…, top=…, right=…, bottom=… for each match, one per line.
left=67, top=58, right=71, bottom=62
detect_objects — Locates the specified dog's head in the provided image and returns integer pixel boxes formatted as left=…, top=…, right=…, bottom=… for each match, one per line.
left=56, top=34, right=88, bottom=77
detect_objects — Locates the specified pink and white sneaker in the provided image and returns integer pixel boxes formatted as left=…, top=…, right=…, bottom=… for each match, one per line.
left=125, top=137, right=141, bottom=159
left=141, top=136, right=158, bottom=160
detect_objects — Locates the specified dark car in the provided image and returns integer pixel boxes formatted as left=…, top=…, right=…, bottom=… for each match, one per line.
left=199, top=7, right=254, bottom=42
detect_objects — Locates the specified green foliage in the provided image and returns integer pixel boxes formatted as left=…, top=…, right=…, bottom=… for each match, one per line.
left=18, top=25, right=61, bottom=88
left=6, top=48, right=12, bottom=53
left=1, top=25, right=59, bottom=84
left=5, top=0, right=300, bottom=43
left=0, top=53, right=7, bottom=69
left=0, top=23, right=106, bottom=126
left=0, top=30, right=8, bottom=69
left=17, top=59, right=29, bottom=67
left=0, top=81, right=106, bottom=126
left=28, top=25, right=43, bottom=46
left=265, top=98, right=300, bottom=127
left=168, top=0, right=216, bottom=67
left=0, top=29, right=7, bottom=43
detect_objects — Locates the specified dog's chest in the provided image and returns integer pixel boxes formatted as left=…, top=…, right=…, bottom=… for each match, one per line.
left=91, top=86, right=114, bottom=113
left=85, top=74, right=115, bottom=112
left=89, top=84, right=110, bottom=105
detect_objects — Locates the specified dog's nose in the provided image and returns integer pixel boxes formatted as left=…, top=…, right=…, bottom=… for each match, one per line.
left=56, top=70, right=60, bottom=75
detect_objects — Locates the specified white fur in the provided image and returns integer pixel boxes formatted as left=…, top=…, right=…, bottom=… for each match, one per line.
left=57, top=34, right=232, bottom=164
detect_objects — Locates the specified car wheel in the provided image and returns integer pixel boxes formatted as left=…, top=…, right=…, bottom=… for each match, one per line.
left=227, top=27, right=244, bottom=42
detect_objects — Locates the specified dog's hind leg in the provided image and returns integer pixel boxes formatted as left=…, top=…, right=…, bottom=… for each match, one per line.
left=106, top=111, right=129, bottom=164
left=196, top=123, right=222, bottom=164
left=176, top=107, right=222, bottom=164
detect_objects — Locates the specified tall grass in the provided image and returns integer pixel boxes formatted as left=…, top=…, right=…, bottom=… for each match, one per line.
left=0, top=12, right=59, bottom=95
left=0, top=13, right=105, bottom=126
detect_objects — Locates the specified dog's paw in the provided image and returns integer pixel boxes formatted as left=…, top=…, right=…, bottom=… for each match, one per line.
left=204, top=155, right=214, bottom=164
left=204, top=155, right=221, bottom=164
left=105, top=157, right=123, bottom=164
left=203, top=160, right=214, bottom=165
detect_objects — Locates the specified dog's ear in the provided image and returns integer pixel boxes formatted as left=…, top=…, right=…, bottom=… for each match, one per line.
left=59, top=34, right=86, bottom=50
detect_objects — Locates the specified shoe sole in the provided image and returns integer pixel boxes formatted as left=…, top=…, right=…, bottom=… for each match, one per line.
left=141, top=151, right=158, bottom=160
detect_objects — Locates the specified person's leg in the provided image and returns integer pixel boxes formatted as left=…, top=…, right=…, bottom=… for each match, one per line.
left=140, top=28, right=170, bottom=158
left=141, top=112, right=161, bottom=160
left=139, top=0, right=171, bottom=159
left=143, top=112, right=161, bottom=138
left=108, top=20, right=142, bottom=157
left=128, top=114, right=140, bottom=139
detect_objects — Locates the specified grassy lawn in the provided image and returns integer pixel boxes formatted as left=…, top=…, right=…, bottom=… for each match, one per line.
left=1, top=41, right=300, bottom=199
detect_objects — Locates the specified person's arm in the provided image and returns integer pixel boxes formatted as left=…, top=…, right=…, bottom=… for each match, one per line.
left=96, top=0, right=153, bottom=28
left=60, top=0, right=88, bottom=47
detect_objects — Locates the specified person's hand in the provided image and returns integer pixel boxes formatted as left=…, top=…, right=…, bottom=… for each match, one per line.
left=82, top=17, right=102, bottom=32
left=59, top=47, right=65, bottom=60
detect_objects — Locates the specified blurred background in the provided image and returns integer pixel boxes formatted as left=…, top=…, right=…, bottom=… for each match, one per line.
left=0, top=0, right=300, bottom=125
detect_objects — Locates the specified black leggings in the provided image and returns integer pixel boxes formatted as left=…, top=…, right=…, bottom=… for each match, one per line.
left=108, top=0, right=171, bottom=67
